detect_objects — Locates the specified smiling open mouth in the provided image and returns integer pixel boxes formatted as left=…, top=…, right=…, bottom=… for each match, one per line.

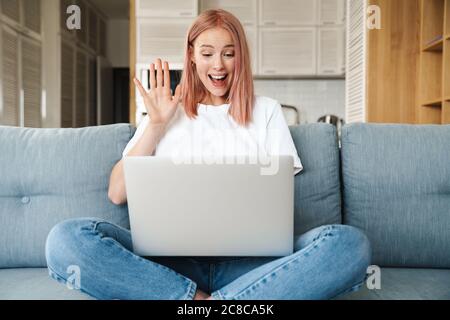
left=208, top=74, right=228, bottom=87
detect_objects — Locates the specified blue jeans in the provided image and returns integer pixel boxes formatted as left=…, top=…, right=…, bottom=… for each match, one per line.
left=45, top=218, right=371, bottom=300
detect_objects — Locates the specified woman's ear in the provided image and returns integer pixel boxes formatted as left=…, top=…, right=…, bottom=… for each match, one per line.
left=189, top=46, right=196, bottom=65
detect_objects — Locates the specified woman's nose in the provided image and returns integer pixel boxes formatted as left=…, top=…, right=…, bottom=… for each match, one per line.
left=213, top=55, right=224, bottom=69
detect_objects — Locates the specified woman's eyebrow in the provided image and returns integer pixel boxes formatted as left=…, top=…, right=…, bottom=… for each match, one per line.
left=199, top=44, right=235, bottom=48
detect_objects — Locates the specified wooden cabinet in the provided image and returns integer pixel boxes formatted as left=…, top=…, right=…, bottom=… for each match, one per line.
left=346, top=0, right=440, bottom=125
left=417, top=0, right=450, bottom=124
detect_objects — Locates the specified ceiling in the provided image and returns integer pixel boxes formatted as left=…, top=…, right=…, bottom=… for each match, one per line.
left=89, top=0, right=129, bottom=19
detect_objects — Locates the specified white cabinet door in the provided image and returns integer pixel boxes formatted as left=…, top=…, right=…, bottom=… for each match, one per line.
left=259, top=28, right=316, bottom=75
left=61, top=40, right=74, bottom=128
left=137, top=18, right=193, bottom=64
left=0, top=25, right=19, bottom=126
left=21, top=37, right=42, bottom=127
left=199, top=0, right=257, bottom=25
left=318, top=0, right=345, bottom=25
left=136, top=0, right=197, bottom=18
left=317, top=27, right=344, bottom=75
left=259, top=0, right=317, bottom=26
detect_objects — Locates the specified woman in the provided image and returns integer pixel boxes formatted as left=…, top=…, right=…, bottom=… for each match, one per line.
left=46, top=9, right=371, bottom=300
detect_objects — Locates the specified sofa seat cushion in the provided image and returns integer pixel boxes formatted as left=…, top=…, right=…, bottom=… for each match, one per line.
left=337, top=268, right=450, bottom=300
left=2, top=267, right=449, bottom=300
left=0, top=268, right=93, bottom=300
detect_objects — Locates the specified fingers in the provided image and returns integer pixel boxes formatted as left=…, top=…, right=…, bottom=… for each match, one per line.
left=133, top=77, right=147, bottom=97
left=156, top=58, right=163, bottom=88
left=163, top=61, right=171, bottom=91
left=149, top=63, right=156, bottom=89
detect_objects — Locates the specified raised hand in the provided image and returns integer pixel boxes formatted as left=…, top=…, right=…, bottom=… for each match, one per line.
left=133, top=58, right=182, bottom=126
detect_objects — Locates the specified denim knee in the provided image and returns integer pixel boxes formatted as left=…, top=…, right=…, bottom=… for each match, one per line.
left=334, top=224, right=372, bottom=274
left=308, top=224, right=371, bottom=276
left=45, top=217, right=100, bottom=276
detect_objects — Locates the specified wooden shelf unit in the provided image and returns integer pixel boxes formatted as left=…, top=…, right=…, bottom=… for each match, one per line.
left=445, top=38, right=450, bottom=101
left=418, top=0, right=450, bottom=124
left=444, top=100, right=450, bottom=123
left=447, top=0, right=450, bottom=37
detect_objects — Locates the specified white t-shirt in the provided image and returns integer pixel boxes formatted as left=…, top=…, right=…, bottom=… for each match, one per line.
left=122, top=95, right=303, bottom=175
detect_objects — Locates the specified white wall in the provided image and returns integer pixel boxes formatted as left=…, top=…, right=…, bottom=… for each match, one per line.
left=107, top=19, right=129, bottom=68
left=254, top=79, right=345, bottom=124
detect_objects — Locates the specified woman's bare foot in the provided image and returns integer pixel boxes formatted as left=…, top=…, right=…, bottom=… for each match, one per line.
left=193, top=289, right=210, bottom=300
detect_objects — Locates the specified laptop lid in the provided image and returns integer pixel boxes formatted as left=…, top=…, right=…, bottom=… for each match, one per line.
left=123, top=156, right=294, bottom=256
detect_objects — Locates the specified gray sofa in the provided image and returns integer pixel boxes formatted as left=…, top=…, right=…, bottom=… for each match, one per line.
left=0, top=123, right=449, bottom=300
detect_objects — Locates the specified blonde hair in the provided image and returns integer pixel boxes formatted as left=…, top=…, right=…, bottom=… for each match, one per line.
left=180, top=9, right=254, bottom=126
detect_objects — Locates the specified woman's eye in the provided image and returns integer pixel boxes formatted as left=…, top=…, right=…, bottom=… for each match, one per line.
left=224, top=53, right=234, bottom=57
left=202, top=54, right=212, bottom=57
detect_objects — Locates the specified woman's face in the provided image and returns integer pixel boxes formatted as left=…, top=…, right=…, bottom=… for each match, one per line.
left=191, top=27, right=235, bottom=105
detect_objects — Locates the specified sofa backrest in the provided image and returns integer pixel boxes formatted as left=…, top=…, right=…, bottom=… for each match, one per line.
left=0, top=124, right=134, bottom=268
left=289, top=124, right=342, bottom=235
left=0, top=123, right=341, bottom=268
left=341, top=123, right=450, bottom=268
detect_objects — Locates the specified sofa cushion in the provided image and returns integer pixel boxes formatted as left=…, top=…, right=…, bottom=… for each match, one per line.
left=341, top=124, right=450, bottom=268
left=0, top=124, right=135, bottom=268
left=337, top=268, right=450, bottom=300
left=0, top=268, right=93, bottom=299
left=289, top=124, right=342, bottom=235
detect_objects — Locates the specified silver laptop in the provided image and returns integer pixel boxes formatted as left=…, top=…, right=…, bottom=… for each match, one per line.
left=123, top=156, right=294, bottom=257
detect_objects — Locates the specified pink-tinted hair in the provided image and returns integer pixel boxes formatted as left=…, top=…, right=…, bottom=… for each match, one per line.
left=180, top=9, right=254, bottom=126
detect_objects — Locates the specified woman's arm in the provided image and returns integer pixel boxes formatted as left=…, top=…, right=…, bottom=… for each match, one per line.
left=107, top=123, right=166, bottom=205
left=108, top=58, right=181, bottom=205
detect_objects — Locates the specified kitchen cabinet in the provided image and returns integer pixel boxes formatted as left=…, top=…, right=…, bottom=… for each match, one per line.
left=136, top=0, right=198, bottom=18
left=259, top=0, right=317, bottom=26
left=259, top=28, right=316, bottom=75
